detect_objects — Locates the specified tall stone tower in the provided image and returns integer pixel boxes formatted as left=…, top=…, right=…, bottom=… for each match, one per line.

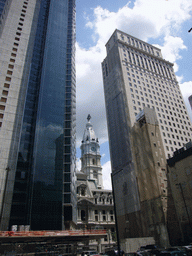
left=80, top=115, right=103, bottom=189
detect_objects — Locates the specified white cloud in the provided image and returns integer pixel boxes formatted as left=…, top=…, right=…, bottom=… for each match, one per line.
left=85, top=0, right=192, bottom=43
left=153, top=36, right=187, bottom=73
left=76, top=0, right=192, bottom=148
left=76, top=41, right=108, bottom=147
left=102, top=161, right=112, bottom=190
left=76, top=0, right=192, bottom=191
left=76, top=158, right=81, bottom=172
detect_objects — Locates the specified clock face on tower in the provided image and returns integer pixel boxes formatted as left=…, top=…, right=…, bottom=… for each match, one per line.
left=91, top=146, right=96, bottom=152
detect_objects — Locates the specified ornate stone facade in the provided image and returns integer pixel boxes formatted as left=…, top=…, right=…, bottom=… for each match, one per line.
left=77, top=115, right=116, bottom=252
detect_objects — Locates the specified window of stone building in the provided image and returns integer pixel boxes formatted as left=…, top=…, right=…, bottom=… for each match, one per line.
left=7, top=70, right=13, bottom=75
left=8, top=64, right=14, bottom=69
left=4, top=83, right=10, bottom=88
left=81, top=210, right=86, bottom=221
left=81, top=187, right=85, bottom=196
left=2, top=90, right=8, bottom=96
left=110, top=210, right=114, bottom=221
left=5, top=76, right=11, bottom=82
left=93, top=171, right=97, bottom=179
left=102, top=210, right=106, bottom=221
left=0, top=97, right=6, bottom=103
left=95, top=210, right=99, bottom=221
left=10, top=58, right=15, bottom=63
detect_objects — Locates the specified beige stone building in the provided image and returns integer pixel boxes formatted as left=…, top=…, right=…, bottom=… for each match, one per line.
left=102, top=29, right=192, bottom=249
left=167, top=142, right=192, bottom=245
left=102, top=29, right=192, bottom=160
left=117, top=108, right=169, bottom=249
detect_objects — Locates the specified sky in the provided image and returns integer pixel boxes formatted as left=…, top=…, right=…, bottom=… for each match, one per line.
left=75, top=0, right=192, bottom=190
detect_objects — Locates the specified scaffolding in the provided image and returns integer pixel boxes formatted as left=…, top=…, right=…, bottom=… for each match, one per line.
left=0, top=230, right=107, bottom=255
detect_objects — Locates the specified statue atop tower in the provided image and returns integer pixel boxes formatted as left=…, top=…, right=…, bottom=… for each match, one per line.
left=87, top=114, right=91, bottom=122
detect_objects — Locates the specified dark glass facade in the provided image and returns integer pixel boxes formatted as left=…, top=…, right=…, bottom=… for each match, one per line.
left=0, top=0, right=6, bottom=17
left=9, top=0, right=76, bottom=230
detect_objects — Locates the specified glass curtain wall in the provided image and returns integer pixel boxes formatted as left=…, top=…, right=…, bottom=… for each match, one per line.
left=9, top=0, right=76, bottom=231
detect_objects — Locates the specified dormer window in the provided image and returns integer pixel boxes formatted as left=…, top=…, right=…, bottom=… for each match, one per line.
left=81, top=187, right=86, bottom=196
left=82, top=188, right=85, bottom=196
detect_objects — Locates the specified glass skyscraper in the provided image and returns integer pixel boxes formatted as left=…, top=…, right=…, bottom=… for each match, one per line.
left=0, top=0, right=76, bottom=231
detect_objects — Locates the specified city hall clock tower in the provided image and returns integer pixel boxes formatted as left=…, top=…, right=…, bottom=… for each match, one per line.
left=80, top=115, right=103, bottom=189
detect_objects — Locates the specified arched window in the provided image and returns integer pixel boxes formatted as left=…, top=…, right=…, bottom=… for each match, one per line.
left=92, top=159, right=95, bottom=165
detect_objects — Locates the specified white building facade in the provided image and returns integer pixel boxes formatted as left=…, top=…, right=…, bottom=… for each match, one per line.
left=101, top=29, right=192, bottom=247
left=77, top=115, right=116, bottom=252
left=102, top=29, right=192, bottom=160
